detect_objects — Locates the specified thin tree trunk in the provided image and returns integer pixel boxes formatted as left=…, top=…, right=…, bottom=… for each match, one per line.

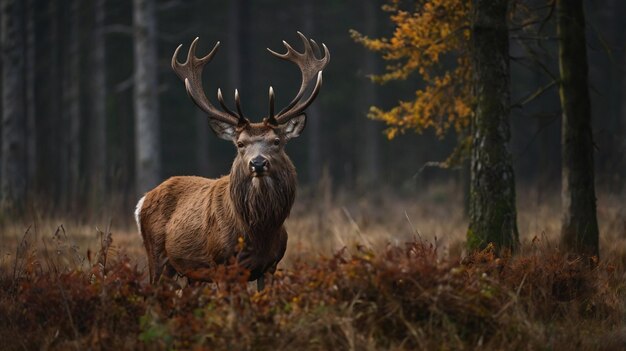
left=195, top=109, right=210, bottom=176
left=25, top=0, right=36, bottom=194
left=228, top=0, right=241, bottom=89
left=90, top=0, right=107, bottom=208
left=228, top=0, right=251, bottom=89
left=64, top=0, right=81, bottom=208
left=557, top=0, right=599, bottom=258
left=49, top=0, right=63, bottom=204
left=304, top=0, right=322, bottom=184
left=361, top=0, right=381, bottom=186
left=1, top=0, right=26, bottom=211
left=133, top=0, right=161, bottom=195
left=467, top=0, right=519, bottom=252
left=620, top=14, right=626, bottom=190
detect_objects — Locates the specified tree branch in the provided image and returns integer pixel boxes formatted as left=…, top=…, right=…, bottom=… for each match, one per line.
left=511, top=79, right=558, bottom=109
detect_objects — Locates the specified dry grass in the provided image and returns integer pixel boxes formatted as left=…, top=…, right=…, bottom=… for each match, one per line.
left=0, top=183, right=625, bottom=350
left=1, top=182, right=625, bottom=273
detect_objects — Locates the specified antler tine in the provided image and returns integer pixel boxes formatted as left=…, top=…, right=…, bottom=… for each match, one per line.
left=266, top=86, right=277, bottom=125
left=171, top=38, right=244, bottom=126
left=275, top=71, right=323, bottom=125
left=297, top=31, right=313, bottom=55
left=267, top=32, right=330, bottom=125
left=234, top=89, right=248, bottom=122
left=216, top=88, right=238, bottom=117
left=309, top=39, right=320, bottom=56
left=172, top=44, right=184, bottom=70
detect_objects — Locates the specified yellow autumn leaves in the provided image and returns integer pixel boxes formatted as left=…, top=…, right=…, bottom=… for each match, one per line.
left=351, top=0, right=472, bottom=140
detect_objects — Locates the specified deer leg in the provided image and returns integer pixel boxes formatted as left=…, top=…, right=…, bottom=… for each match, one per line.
left=156, top=258, right=177, bottom=284
left=256, top=276, right=265, bottom=291
left=142, top=236, right=158, bottom=284
left=151, top=254, right=171, bottom=283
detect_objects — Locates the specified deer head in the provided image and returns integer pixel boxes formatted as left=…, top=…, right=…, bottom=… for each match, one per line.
left=171, top=32, right=330, bottom=179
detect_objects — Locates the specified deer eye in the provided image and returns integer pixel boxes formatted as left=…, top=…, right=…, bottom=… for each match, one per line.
left=237, top=141, right=245, bottom=148
left=273, top=138, right=280, bottom=146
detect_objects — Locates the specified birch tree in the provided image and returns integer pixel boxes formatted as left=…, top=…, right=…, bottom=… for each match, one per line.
left=133, top=0, right=161, bottom=195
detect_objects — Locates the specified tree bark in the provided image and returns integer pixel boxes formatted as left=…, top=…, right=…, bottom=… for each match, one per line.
left=90, top=0, right=107, bottom=207
left=25, top=0, right=36, bottom=194
left=1, top=0, right=26, bottom=211
left=64, top=0, right=81, bottom=207
left=467, top=0, right=519, bottom=252
left=304, top=0, right=323, bottom=184
left=557, top=0, right=599, bottom=258
left=133, top=0, right=161, bottom=195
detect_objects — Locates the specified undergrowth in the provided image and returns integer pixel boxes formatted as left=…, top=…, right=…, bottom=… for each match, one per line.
left=0, top=228, right=624, bottom=350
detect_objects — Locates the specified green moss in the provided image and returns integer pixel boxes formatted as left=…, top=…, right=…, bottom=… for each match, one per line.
left=466, top=227, right=482, bottom=251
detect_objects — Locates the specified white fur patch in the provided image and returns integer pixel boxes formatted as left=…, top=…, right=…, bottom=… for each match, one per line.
left=134, top=195, right=146, bottom=237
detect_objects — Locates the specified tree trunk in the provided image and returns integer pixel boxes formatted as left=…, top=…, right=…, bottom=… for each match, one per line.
left=64, top=0, right=81, bottom=208
left=49, top=0, right=63, bottom=203
left=620, top=12, right=626, bottom=191
left=304, top=0, right=323, bottom=184
left=1, top=0, right=26, bottom=211
left=90, top=0, right=107, bottom=208
left=25, top=0, right=36, bottom=194
left=557, top=0, right=599, bottom=258
left=133, top=0, right=161, bottom=195
left=467, top=0, right=519, bottom=252
left=228, top=0, right=251, bottom=90
left=195, top=109, right=210, bottom=176
left=360, top=0, right=381, bottom=186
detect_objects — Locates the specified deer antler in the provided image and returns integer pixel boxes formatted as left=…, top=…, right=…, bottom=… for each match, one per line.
left=172, top=38, right=248, bottom=126
left=266, top=32, right=330, bottom=125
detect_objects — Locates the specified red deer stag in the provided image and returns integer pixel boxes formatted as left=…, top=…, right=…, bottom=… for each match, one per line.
left=135, top=32, right=329, bottom=290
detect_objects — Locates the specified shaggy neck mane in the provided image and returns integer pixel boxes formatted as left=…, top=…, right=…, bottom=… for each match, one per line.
left=229, top=162, right=296, bottom=249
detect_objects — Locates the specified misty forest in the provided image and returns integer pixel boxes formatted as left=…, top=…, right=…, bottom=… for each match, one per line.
left=1, top=0, right=625, bottom=349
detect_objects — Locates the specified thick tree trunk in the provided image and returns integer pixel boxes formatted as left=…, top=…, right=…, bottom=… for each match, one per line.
left=25, top=0, right=36, bottom=193
left=467, top=0, right=519, bottom=252
left=64, top=0, right=81, bottom=208
left=557, top=0, right=599, bottom=258
left=90, top=0, right=107, bottom=207
left=304, top=0, right=322, bottom=184
left=1, top=0, right=26, bottom=211
left=133, top=0, right=161, bottom=195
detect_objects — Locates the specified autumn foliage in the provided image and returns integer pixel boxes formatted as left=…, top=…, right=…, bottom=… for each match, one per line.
left=1, top=230, right=623, bottom=350
left=351, top=0, right=472, bottom=140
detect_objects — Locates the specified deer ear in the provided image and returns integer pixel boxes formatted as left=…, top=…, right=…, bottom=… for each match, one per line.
left=209, top=119, right=238, bottom=140
left=282, top=114, right=307, bottom=140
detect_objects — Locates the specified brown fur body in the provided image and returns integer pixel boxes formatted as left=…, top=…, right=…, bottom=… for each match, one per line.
left=137, top=124, right=298, bottom=283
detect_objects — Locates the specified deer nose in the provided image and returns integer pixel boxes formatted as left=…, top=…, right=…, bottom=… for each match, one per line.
left=250, top=156, right=268, bottom=173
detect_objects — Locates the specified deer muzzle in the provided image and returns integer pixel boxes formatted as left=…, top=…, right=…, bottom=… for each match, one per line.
left=250, top=155, right=269, bottom=175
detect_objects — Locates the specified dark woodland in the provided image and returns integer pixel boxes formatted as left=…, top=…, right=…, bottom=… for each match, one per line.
left=0, top=0, right=625, bottom=349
